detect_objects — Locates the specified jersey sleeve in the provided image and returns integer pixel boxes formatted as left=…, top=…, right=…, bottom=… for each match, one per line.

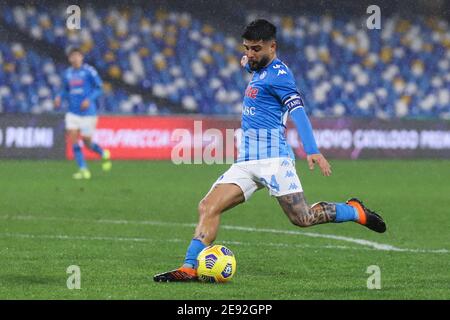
left=269, top=66, right=300, bottom=107
left=58, top=71, right=70, bottom=100
left=270, top=65, right=319, bottom=155
left=87, top=66, right=103, bottom=101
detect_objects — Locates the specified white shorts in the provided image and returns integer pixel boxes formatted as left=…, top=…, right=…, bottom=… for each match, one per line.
left=65, top=112, right=98, bottom=137
left=212, top=158, right=303, bottom=201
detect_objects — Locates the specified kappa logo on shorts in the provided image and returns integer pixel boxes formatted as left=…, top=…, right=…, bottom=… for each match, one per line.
left=285, top=171, right=295, bottom=178
left=259, top=177, right=280, bottom=192
left=281, top=160, right=290, bottom=167
left=288, top=183, right=299, bottom=190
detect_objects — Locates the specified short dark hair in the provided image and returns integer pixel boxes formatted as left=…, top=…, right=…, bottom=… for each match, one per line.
left=241, top=19, right=276, bottom=41
left=66, top=46, right=83, bottom=56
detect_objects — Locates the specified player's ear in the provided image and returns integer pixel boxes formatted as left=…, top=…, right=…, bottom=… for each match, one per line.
left=270, top=40, right=277, bottom=52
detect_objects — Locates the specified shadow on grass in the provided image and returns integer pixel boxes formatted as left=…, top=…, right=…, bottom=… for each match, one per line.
left=0, top=274, right=63, bottom=286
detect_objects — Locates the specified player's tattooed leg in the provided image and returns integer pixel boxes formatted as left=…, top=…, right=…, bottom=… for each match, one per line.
left=277, top=192, right=336, bottom=227
left=309, top=201, right=337, bottom=224
left=194, top=232, right=208, bottom=242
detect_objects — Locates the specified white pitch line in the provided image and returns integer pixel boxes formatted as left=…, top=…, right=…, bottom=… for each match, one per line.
left=0, top=232, right=367, bottom=252
left=0, top=232, right=184, bottom=244
left=0, top=214, right=448, bottom=254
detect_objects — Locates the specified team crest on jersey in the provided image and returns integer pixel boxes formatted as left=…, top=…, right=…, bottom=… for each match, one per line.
left=259, top=71, right=267, bottom=79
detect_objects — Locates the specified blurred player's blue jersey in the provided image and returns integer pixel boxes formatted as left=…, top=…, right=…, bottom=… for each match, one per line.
left=238, top=58, right=300, bottom=162
left=59, top=64, right=103, bottom=116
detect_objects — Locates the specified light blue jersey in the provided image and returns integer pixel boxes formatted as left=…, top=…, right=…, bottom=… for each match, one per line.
left=59, top=64, right=103, bottom=116
left=238, top=58, right=304, bottom=162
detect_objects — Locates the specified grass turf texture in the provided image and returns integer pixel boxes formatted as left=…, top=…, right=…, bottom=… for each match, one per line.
left=0, top=159, right=449, bottom=299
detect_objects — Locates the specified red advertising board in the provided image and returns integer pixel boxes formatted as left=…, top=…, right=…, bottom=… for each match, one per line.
left=66, top=116, right=241, bottom=160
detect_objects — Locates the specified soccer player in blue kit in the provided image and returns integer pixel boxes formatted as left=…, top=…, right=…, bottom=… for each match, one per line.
left=55, top=47, right=111, bottom=179
left=154, top=19, right=386, bottom=282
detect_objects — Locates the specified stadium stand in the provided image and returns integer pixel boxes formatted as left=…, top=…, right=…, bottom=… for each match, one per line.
left=0, top=3, right=449, bottom=118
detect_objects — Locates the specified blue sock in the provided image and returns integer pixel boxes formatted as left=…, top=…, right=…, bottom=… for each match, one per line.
left=183, top=239, right=207, bottom=269
left=89, top=143, right=104, bottom=157
left=334, top=203, right=358, bottom=223
left=73, top=143, right=87, bottom=169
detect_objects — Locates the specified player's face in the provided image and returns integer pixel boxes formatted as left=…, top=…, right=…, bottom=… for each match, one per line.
left=68, top=52, right=84, bottom=68
left=243, top=39, right=276, bottom=71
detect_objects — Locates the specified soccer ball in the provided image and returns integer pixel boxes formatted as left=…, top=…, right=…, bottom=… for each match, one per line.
left=197, top=245, right=236, bottom=283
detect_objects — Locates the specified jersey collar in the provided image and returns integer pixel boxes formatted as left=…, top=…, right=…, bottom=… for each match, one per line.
left=256, top=57, right=280, bottom=74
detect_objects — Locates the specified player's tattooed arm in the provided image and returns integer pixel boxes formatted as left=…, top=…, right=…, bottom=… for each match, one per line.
left=277, top=192, right=336, bottom=227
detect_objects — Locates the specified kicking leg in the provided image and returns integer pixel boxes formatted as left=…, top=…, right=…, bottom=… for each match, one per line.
left=277, top=192, right=386, bottom=232
left=69, top=130, right=91, bottom=179
left=82, top=135, right=102, bottom=156
left=82, top=136, right=111, bottom=171
left=154, top=183, right=245, bottom=282
left=277, top=192, right=336, bottom=226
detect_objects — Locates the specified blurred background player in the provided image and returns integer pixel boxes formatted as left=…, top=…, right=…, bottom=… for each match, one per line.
left=154, top=19, right=386, bottom=282
left=54, top=47, right=111, bottom=179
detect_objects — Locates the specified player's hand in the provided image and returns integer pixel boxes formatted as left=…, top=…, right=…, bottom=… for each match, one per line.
left=240, top=55, right=248, bottom=68
left=81, top=99, right=90, bottom=109
left=54, top=96, right=61, bottom=109
left=307, top=154, right=332, bottom=177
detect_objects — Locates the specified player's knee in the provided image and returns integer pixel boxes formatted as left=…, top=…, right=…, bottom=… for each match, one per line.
left=82, top=140, right=92, bottom=149
left=198, top=200, right=207, bottom=218
left=198, top=199, right=219, bottom=219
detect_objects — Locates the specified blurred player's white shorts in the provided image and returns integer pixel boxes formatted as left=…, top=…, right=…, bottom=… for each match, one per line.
left=65, top=112, right=98, bottom=137
left=211, top=157, right=303, bottom=201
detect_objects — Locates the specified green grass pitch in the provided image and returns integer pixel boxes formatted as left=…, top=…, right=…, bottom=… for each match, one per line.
left=0, top=159, right=449, bottom=299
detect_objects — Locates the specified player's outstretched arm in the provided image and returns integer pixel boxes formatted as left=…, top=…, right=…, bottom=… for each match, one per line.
left=80, top=66, right=104, bottom=110
left=55, top=73, right=69, bottom=109
left=84, top=67, right=103, bottom=108
left=289, top=100, right=331, bottom=176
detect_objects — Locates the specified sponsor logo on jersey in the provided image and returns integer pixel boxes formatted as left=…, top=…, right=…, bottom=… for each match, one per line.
left=245, top=86, right=259, bottom=99
left=69, top=79, right=84, bottom=86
